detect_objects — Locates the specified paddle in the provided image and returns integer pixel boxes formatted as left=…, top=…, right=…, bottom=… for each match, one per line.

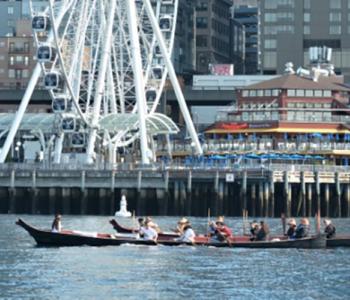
left=281, top=213, right=286, bottom=235
left=315, top=209, right=321, bottom=235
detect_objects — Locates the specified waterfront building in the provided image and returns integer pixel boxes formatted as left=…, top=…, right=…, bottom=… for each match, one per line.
left=260, top=0, right=350, bottom=81
left=205, top=64, right=350, bottom=165
left=232, top=2, right=260, bottom=74
left=195, top=0, right=233, bottom=74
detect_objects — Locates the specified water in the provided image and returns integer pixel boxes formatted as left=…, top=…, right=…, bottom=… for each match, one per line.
left=1, top=215, right=350, bottom=300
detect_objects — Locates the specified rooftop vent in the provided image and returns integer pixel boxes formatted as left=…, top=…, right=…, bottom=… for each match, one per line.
left=284, top=62, right=294, bottom=74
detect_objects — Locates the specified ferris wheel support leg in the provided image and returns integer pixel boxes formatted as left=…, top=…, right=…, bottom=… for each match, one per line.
left=144, top=0, right=203, bottom=156
left=127, top=0, right=150, bottom=164
left=86, top=0, right=117, bottom=164
left=54, top=133, right=64, bottom=164
left=0, top=63, right=41, bottom=163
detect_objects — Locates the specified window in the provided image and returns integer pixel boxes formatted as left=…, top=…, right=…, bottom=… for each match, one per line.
left=15, top=70, right=21, bottom=79
left=8, top=69, right=15, bottom=78
left=287, top=90, right=296, bottom=96
left=330, top=12, right=341, bottom=22
left=330, top=0, right=341, bottom=9
left=324, top=90, right=332, bottom=97
left=249, top=90, right=257, bottom=97
left=10, top=56, right=14, bottom=65
left=264, top=90, right=272, bottom=97
left=257, top=90, right=264, bottom=97
left=8, top=7, right=14, bottom=15
left=24, top=56, right=29, bottom=66
left=196, top=17, right=208, bottom=29
left=304, top=26, right=310, bottom=35
left=265, top=0, right=277, bottom=9
left=304, top=0, right=311, bottom=9
left=22, top=69, right=29, bottom=78
left=304, top=13, right=310, bottom=22
left=264, top=39, right=276, bottom=49
left=196, top=35, right=207, bottom=47
left=272, top=89, right=279, bottom=96
left=305, top=90, right=313, bottom=97
left=296, top=90, right=305, bottom=97
left=342, top=50, right=350, bottom=67
left=242, top=90, right=248, bottom=97
left=314, top=90, right=322, bottom=97
left=265, top=13, right=276, bottom=22
left=16, top=56, right=23, bottom=63
left=196, top=2, right=208, bottom=11
left=330, top=25, right=341, bottom=34
left=264, top=52, right=277, bottom=68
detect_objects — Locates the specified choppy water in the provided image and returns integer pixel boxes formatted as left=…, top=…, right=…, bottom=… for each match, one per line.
left=1, top=215, right=350, bottom=300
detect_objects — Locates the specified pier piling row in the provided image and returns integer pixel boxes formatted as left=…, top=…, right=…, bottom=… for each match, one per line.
left=0, top=168, right=350, bottom=217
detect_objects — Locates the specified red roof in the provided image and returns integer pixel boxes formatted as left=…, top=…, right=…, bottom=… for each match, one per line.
left=243, top=74, right=350, bottom=92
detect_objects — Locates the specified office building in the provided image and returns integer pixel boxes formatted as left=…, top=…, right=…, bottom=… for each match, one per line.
left=195, top=0, right=233, bottom=74
left=260, top=0, right=350, bottom=80
left=232, top=3, right=260, bottom=74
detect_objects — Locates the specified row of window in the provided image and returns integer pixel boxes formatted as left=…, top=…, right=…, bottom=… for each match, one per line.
left=212, top=19, right=229, bottom=36
left=241, top=89, right=280, bottom=97
left=9, top=55, right=30, bottom=66
left=287, top=102, right=332, bottom=108
left=242, top=102, right=279, bottom=109
left=8, top=69, right=29, bottom=79
left=211, top=37, right=230, bottom=54
left=264, top=12, right=294, bottom=22
left=266, top=0, right=350, bottom=10
left=264, top=25, right=294, bottom=35
left=241, top=89, right=333, bottom=98
left=265, top=0, right=294, bottom=9
left=303, top=49, right=350, bottom=68
left=287, top=90, right=332, bottom=97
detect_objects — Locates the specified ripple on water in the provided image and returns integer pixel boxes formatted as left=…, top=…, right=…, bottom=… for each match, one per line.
left=1, top=215, right=350, bottom=299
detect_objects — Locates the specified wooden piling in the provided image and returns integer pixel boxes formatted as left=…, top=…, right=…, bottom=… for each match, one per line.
left=269, top=176, right=275, bottom=217
left=258, top=182, right=263, bottom=217
left=335, top=172, right=341, bottom=217
left=325, top=183, right=330, bottom=217
left=307, top=183, right=312, bottom=217
left=264, top=182, right=269, bottom=217
left=251, top=184, right=256, bottom=217
left=315, top=172, right=321, bottom=215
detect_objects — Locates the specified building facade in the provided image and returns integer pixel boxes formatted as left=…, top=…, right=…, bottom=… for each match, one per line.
left=195, top=0, right=233, bottom=74
left=260, top=0, right=350, bottom=81
left=0, top=19, right=36, bottom=90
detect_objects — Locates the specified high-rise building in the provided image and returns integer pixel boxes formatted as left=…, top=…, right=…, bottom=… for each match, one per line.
left=232, top=3, right=260, bottom=74
left=195, top=0, right=233, bottom=74
left=0, top=1, right=22, bottom=37
left=173, top=0, right=196, bottom=76
left=260, top=0, right=350, bottom=80
left=0, top=19, right=36, bottom=90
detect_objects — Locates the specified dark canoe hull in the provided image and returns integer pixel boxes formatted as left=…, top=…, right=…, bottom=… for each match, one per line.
left=109, top=219, right=179, bottom=240
left=16, top=219, right=156, bottom=247
left=17, top=219, right=325, bottom=249
left=326, top=236, right=350, bottom=247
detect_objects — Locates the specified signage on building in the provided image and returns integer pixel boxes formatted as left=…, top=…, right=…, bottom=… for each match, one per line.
left=209, top=64, right=234, bottom=76
left=248, top=123, right=275, bottom=129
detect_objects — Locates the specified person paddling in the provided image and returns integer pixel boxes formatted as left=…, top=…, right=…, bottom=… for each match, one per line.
left=255, top=221, right=270, bottom=241
left=51, top=214, right=62, bottom=233
left=286, top=218, right=297, bottom=239
left=176, top=222, right=196, bottom=244
left=323, top=219, right=336, bottom=239
left=139, top=218, right=158, bottom=241
left=294, top=218, right=310, bottom=239
left=210, top=216, right=233, bottom=242
left=175, top=217, right=189, bottom=234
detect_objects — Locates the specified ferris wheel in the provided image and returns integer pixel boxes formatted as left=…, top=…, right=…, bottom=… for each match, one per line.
left=0, top=0, right=202, bottom=164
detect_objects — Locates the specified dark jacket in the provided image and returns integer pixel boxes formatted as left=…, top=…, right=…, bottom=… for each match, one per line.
left=256, top=224, right=270, bottom=241
left=324, top=224, right=336, bottom=239
left=294, top=224, right=309, bottom=239
left=286, top=226, right=296, bottom=238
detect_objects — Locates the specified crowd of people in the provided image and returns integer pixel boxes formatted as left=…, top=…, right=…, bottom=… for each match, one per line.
left=51, top=213, right=337, bottom=243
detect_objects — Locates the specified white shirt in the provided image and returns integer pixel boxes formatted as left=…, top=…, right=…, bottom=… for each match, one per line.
left=140, top=226, right=158, bottom=240
left=178, top=228, right=196, bottom=243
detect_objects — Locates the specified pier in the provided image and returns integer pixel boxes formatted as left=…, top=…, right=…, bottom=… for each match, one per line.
left=1, top=163, right=349, bottom=217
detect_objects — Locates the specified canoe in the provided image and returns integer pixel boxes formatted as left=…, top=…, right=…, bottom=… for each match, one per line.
left=326, top=235, right=350, bottom=247
left=111, top=219, right=349, bottom=248
left=17, top=218, right=325, bottom=249
left=109, top=219, right=179, bottom=241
